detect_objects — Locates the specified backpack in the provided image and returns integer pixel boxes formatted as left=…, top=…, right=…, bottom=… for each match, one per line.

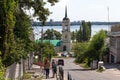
left=52, top=62, right=57, bottom=70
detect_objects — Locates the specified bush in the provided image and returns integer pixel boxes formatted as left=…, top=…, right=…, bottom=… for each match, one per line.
left=97, top=66, right=105, bottom=72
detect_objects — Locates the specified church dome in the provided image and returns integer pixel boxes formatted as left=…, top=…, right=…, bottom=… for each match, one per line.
left=63, top=17, right=69, bottom=20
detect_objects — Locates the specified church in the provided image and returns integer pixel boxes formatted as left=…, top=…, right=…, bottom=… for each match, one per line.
left=53, top=6, right=71, bottom=53
left=60, top=6, right=71, bottom=53
left=36, top=7, right=71, bottom=53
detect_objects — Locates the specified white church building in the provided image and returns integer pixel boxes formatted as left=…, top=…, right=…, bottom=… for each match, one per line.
left=36, top=7, right=71, bottom=53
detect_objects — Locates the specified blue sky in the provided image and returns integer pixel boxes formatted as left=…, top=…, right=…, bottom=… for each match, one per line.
left=46, top=0, right=120, bottom=22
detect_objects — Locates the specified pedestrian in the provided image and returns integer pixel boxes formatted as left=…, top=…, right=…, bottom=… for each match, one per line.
left=52, top=59, right=57, bottom=78
left=44, top=58, right=50, bottom=79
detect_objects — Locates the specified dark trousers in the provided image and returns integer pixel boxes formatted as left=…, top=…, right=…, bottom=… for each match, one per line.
left=45, top=69, right=49, bottom=78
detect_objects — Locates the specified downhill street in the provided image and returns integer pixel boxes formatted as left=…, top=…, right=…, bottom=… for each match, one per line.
left=63, top=58, right=120, bottom=80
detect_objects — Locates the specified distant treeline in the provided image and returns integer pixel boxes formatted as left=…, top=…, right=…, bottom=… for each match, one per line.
left=32, top=21, right=120, bottom=26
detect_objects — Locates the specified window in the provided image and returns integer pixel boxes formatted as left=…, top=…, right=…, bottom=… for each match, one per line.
left=65, top=35, right=67, bottom=39
left=65, top=26, right=68, bottom=31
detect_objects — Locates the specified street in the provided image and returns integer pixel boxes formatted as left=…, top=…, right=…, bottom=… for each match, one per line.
left=62, top=58, right=120, bottom=80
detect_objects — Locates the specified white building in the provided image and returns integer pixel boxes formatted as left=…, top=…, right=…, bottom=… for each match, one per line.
left=61, top=6, right=71, bottom=53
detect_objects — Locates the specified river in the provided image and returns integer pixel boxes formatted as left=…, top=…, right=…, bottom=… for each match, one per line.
left=33, top=25, right=112, bottom=40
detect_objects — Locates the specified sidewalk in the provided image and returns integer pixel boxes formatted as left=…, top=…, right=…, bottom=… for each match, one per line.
left=31, top=64, right=57, bottom=80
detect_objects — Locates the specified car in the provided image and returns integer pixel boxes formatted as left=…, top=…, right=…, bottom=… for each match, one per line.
left=69, top=52, right=75, bottom=57
left=61, top=51, right=68, bottom=57
left=57, top=59, right=64, bottom=66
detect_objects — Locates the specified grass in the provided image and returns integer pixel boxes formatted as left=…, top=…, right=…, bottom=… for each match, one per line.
left=79, top=63, right=90, bottom=69
left=22, top=73, right=32, bottom=79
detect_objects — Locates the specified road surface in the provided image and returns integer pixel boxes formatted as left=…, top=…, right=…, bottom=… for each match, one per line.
left=62, top=58, right=120, bottom=80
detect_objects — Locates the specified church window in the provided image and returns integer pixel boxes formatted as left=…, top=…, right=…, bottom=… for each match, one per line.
left=65, top=35, right=67, bottom=38
left=65, top=26, right=68, bottom=31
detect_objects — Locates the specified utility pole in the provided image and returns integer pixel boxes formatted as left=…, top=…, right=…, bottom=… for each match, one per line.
left=40, top=27, right=43, bottom=62
left=107, top=6, right=110, bottom=32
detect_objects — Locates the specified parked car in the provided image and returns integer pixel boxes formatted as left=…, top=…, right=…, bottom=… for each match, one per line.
left=69, top=52, right=75, bottom=57
left=57, top=59, right=64, bottom=66
left=61, top=51, right=68, bottom=57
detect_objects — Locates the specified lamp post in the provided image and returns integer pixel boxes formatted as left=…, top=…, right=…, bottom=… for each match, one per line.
left=40, top=27, right=43, bottom=62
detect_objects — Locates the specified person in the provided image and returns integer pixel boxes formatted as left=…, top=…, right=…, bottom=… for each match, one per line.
left=44, top=58, right=50, bottom=79
left=51, top=59, right=57, bottom=78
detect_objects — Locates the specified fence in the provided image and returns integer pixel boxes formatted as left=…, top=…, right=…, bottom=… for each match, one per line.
left=67, top=72, right=75, bottom=80
left=57, top=66, right=64, bottom=80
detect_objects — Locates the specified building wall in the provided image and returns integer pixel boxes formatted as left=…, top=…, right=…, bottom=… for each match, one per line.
left=109, top=36, right=120, bottom=63
left=109, top=24, right=120, bottom=63
left=116, top=37, right=120, bottom=63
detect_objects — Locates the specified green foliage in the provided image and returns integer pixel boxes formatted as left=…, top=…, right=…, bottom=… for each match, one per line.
left=73, top=42, right=88, bottom=63
left=22, top=73, right=31, bottom=79
left=0, top=0, right=58, bottom=67
left=43, top=29, right=61, bottom=40
left=84, top=30, right=107, bottom=66
left=0, top=52, right=5, bottom=80
left=74, top=30, right=107, bottom=67
left=97, top=66, right=105, bottom=72
left=71, top=31, right=76, bottom=42
left=14, top=9, right=34, bottom=57
left=0, top=0, right=18, bottom=67
left=76, top=21, right=91, bottom=42
left=34, top=41, right=56, bottom=61
left=19, top=0, right=59, bottom=25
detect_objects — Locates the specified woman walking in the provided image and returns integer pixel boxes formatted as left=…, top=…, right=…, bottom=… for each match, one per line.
left=44, top=58, right=50, bottom=79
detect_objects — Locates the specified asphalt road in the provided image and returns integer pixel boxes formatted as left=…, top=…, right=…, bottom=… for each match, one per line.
left=62, top=58, right=120, bottom=80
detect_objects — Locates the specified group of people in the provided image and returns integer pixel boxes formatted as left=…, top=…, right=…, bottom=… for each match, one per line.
left=44, top=58, right=57, bottom=79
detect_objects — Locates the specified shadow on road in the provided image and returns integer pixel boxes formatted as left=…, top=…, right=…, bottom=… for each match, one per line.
left=104, top=63, right=120, bottom=70
left=64, top=68, right=92, bottom=71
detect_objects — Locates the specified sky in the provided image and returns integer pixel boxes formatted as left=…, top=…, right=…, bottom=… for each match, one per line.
left=46, top=0, right=120, bottom=22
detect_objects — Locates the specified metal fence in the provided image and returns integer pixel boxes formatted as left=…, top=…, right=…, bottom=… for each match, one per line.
left=67, top=72, right=75, bottom=80
left=57, top=66, right=64, bottom=80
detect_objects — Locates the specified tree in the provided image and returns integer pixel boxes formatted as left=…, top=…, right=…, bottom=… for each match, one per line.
left=34, top=41, right=56, bottom=61
left=76, top=21, right=91, bottom=42
left=0, top=0, right=58, bottom=66
left=18, top=0, right=58, bottom=25
left=73, top=42, right=88, bottom=63
left=43, top=29, right=61, bottom=40
left=71, top=31, right=76, bottom=42
left=84, top=30, right=107, bottom=66
left=0, top=0, right=18, bottom=66
left=74, top=30, right=107, bottom=67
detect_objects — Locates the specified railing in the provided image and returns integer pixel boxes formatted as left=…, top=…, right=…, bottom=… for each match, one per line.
left=57, top=66, right=64, bottom=80
left=67, top=72, right=75, bottom=80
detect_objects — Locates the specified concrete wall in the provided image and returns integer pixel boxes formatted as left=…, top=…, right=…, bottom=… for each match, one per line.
left=5, top=60, right=23, bottom=80
left=4, top=52, right=34, bottom=80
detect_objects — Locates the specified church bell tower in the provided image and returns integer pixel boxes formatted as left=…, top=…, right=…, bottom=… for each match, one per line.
left=61, top=6, right=71, bottom=52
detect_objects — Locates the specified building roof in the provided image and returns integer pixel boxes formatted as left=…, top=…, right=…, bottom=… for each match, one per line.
left=35, top=40, right=61, bottom=47
left=108, top=32, right=120, bottom=37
